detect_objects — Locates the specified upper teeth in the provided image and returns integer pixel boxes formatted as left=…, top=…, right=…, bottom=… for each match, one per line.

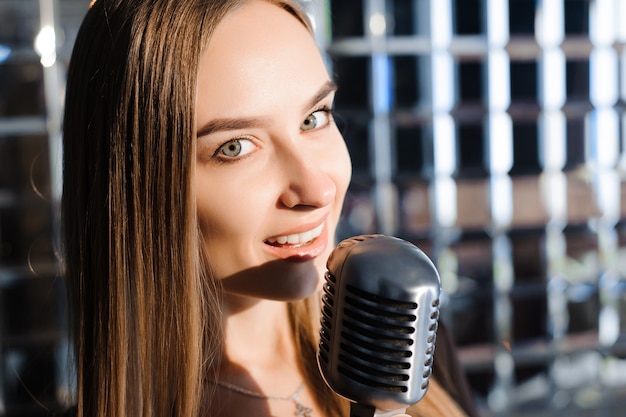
left=268, top=223, right=324, bottom=245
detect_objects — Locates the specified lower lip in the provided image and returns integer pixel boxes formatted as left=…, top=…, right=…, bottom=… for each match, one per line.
left=264, top=224, right=329, bottom=262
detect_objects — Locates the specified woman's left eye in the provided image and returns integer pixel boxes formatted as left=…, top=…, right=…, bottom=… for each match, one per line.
left=301, top=108, right=331, bottom=131
left=214, top=138, right=256, bottom=160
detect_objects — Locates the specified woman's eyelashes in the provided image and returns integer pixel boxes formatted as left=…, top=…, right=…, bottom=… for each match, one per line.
left=214, top=137, right=257, bottom=160
left=206, top=106, right=335, bottom=163
left=301, top=106, right=333, bottom=131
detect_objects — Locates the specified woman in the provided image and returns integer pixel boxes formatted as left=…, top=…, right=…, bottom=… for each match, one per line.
left=62, top=1, right=479, bottom=417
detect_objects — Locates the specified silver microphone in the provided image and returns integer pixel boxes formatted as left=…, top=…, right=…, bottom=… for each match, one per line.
left=317, top=235, right=441, bottom=417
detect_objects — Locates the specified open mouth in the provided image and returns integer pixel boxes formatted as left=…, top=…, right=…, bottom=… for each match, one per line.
left=265, top=223, right=325, bottom=248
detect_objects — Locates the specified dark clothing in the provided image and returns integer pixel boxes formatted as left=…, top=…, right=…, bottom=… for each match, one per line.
left=56, top=321, right=479, bottom=417
left=431, top=322, right=480, bottom=417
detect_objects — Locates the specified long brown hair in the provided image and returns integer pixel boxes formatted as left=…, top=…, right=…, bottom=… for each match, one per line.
left=62, top=0, right=347, bottom=416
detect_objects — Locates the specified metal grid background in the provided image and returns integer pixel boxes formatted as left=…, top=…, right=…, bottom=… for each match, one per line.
left=1, top=0, right=626, bottom=416
left=314, top=0, right=626, bottom=416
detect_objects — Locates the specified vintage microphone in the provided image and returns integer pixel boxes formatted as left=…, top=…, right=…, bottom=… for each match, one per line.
left=317, top=235, right=441, bottom=417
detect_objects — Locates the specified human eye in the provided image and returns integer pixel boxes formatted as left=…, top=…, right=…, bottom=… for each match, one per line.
left=214, top=137, right=257, bottom=160
left=301, top=107, right=332, bottom=132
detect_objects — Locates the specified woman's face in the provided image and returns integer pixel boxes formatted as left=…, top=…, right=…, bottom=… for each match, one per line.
left=195, top=0, right=351, bottom=301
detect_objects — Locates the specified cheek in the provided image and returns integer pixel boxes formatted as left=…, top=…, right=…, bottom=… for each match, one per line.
left=196, top=195, right=260, bottom=280
left=324, top=137, right=352, bottom=254
left=195, top=172, right=264, bottom=240
left=332, top=137, right=353, bottom=202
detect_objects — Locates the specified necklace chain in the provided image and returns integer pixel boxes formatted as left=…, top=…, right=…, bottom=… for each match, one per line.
left=213, top=379, right=301, bottom=401
left=211, top=379, right=314, bottom=417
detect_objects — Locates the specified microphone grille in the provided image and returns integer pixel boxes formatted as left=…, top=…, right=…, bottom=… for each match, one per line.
left=318, top=235, right=441, bottom=410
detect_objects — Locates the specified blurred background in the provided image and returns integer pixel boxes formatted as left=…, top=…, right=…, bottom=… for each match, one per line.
left=1, top=0, right=626, bottom=416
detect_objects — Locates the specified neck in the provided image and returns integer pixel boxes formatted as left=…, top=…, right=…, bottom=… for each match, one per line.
left=221, top=296, right=296, bottom=373
left=208, top=296, right=321, bottom=417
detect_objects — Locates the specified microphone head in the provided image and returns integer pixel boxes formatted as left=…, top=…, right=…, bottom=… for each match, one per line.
left=317, top=235, right=441, bottom=411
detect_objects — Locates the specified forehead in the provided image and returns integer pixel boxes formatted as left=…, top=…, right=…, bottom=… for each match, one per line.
left=196, top=0, right=329, bottom=119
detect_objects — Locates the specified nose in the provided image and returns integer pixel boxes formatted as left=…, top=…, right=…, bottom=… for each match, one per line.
left=278, top=148, right=336, bottom=209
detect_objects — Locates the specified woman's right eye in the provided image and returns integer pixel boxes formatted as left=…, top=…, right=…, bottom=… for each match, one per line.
left=214, top=138, right=256, bottom=160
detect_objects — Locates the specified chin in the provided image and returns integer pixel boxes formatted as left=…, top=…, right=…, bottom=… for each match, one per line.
left=220, top=257, right=325, bottom=301
left=269, top=260, right=323, bottom=301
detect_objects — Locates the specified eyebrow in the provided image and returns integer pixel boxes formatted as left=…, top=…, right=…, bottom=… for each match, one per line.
left=304, top=80, right=337, bottom=113
left=196, top=80, right=338, bottom=138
